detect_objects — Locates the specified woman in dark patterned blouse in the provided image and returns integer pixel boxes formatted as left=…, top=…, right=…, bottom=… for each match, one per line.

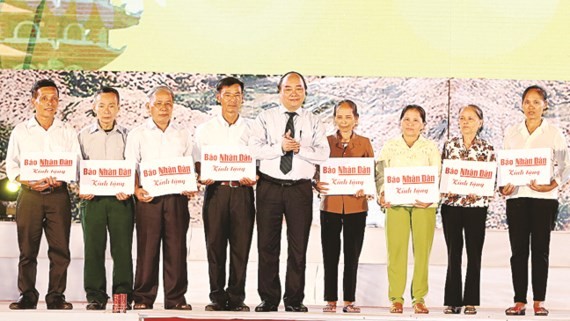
left=441, top=105, right=495, bottom=315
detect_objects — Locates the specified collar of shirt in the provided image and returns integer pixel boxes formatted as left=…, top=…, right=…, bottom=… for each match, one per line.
left=396, top=134, right=429, bottom=149
left=144, top=117, right=181, bottom=132
left=333, top=130, right=356, bottom=149
left=455, top=135, right=484, bottom=150
left=87, top=121, right=126, bottom=135
left=216, top=112, right=243, bottom=128
left=278, top=104, right=302, bottom=117
left=516, top=118, right=548, bottom=137
left=26, top=117, right=64, bottom=131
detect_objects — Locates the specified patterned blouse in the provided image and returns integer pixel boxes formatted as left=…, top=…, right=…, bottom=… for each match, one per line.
left=441, top=136, right=495, bottom=207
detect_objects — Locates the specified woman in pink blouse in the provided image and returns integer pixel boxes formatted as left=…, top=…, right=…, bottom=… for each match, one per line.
left=441, top=105, right=495, bottom=315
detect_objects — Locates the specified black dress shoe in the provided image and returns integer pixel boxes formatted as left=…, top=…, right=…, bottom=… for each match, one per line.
left=168, top=303, right=192, bottom=310
left=255, top=301, right=278, bottom=312
left=229, top=302, right=250, bottom=312
left=86, top=302, right=106, bottom=310
left=9, top=296, right=37, bottom=310
left=133, top=303, right=153, bottom=310
left=47, top=297, right=73, bottom=310
left=205, top=302, right=226, bottom=311
left=285, top=303, right=308, bottom=312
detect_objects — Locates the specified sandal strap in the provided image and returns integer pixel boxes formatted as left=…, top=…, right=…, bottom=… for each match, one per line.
left=343, top=304, right=361, bottom=313
left=390, top=302, right=403, bottom=313
left=323, top=303, right=336, bottom=312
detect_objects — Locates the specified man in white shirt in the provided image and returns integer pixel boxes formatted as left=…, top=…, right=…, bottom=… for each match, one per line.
left=125, top=86, right=193, bottom=310
left=248, top=71, right=329, bottom=312
left=6, top=79, right=79, bottom=310
left=194, top=77, right=256, bottom=312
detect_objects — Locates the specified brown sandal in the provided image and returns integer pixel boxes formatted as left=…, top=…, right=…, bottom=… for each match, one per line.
left=464, top=306, right=477, bottom=315
left=390, top=302, right=403, bottom=313
left=322, top=303, right=336, bottom=313
left=534, top=306, right=549, bottom=316
left=413, top=302, right=429, bottom=314
left=505, top=303, right=526, bottom=316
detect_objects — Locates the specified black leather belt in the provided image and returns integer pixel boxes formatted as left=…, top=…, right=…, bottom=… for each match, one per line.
left=21, top=183, right=67, bottom=195
left=260, top=173, right=310, bottom=187
left=218, top=181, right=242, bottom=188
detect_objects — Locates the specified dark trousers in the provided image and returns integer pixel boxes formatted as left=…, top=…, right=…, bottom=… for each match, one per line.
left=320, top=211, right=366, bottom=302
left=256, top=177, right=313, bottom=306
left=15, top=187, right=71, bottom=304
left=203, top=184, right=255, bottom=306
left=81, top=196, right=134, bottom=303
left=506, top=197, right=557, bottom=303
left=441, top=204, right=487, bottom=306
left=133, top=194, right=190, bottom=308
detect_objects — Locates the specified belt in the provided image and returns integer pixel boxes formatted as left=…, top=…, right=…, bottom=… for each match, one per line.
left=260, top=173, right=310, bottom=187
left=21, top=183, right=67, bottom=195
left=218, top=181, right=242, bottom=188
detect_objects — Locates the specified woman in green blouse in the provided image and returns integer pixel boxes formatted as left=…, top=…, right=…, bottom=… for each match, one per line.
left=376, top=105, right=441, bottom=314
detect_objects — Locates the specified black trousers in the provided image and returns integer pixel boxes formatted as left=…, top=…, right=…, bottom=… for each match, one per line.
left=203, top=184, right=255, bottom=306
left=441, top=204, right=487, bottom=306
left=133, top=194, right=190, bottom=308
left=15, top=187, right=71, bottom=305
left=320, top=211, right=366, bottom=302
left=256, top=177, right=313, bottom=306
left=506, top=197, right=558, bottom=303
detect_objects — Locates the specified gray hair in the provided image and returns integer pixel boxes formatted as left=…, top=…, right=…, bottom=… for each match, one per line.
left=147, top=85, right=175, bottom=101
left=459, top=104, right=484, bottom=135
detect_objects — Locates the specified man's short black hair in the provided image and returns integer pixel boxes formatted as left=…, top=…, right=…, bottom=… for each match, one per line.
left=31, top=79, right=59, bottom=98
left=277, top=71, right=307, bottom=92
left=216, top=77, right=244, bottom=93
left=96, top=86, right=120, bottom=103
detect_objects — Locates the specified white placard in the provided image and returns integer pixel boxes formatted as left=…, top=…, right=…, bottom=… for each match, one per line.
left=20, top=151, right=77, bottom=182
left=497, top=148, right=551, bottom=186
left=319, top=158, right=376, bottom=195
left=384, top=166, right=440, bottom=205
left=440, top=159, right=496, bottom=196
left=200, top=145, right=256, bottom=181
left=79, top=160, right=136, bottom=196
left=139, top=157, right=197, bottom=197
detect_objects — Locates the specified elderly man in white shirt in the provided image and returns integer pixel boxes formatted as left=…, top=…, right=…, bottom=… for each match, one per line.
left=125, top=86, right=194, bottom=311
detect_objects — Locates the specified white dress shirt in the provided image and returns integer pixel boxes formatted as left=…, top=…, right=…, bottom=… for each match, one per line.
left=248, top=105, right=329, bottom=180
left=6, top=117, right=80, bottom=182
left=503, top=119, right=570, bottom=200
left=192, top=113, right=249, bottom=161
left=78, top=122, right=128, bottom=160
left=124, top=118, right=193, bottom=163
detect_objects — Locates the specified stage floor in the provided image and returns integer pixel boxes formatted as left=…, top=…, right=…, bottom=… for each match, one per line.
left=1, top=302, right=570, bottom=321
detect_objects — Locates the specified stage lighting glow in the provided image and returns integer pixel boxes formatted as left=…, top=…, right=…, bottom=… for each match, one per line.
left=6, top=182, right=19, bottom=193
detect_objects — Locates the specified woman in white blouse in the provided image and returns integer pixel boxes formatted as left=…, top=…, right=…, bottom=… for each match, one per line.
left=500, top=85, right=570, bottom=317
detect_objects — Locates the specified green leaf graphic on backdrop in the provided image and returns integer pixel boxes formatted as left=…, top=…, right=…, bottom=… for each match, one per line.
left=0, top=0, right=141, bottom=70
